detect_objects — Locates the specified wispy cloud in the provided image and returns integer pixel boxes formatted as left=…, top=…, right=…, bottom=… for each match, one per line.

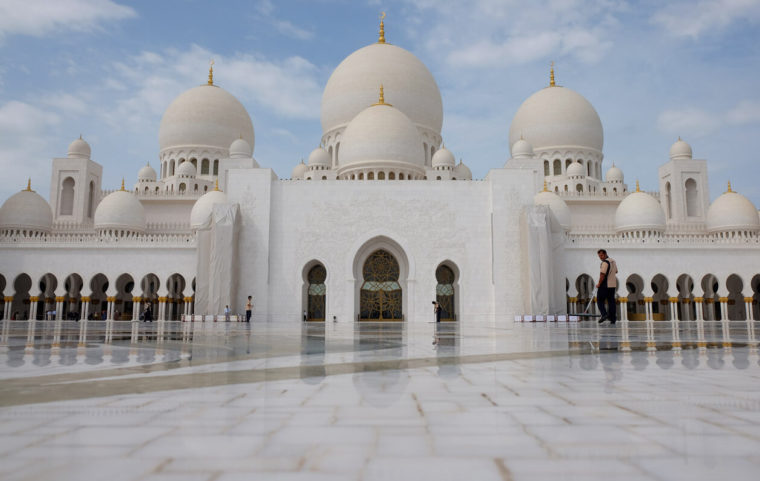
left=255, top=0, right=314, bottom=40
left=657, top=99, right=760, bottom=137
left=400, top=0, right=624, bottom=68
left=0, top=101, right=61, bottom=193
left=0, top=0, right=136, bottom=39
left=651, top=0, right=760, bottom=38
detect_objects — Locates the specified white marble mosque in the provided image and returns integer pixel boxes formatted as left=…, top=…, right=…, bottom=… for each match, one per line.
left=1, top=18, right=759, bottom=325
left=1, top=20, right=760, bottom=480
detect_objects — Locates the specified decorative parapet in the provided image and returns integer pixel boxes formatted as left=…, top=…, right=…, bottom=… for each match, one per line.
left=566, top=230, right=760, bottom=247
left=0, top=230, right=195, bottom=246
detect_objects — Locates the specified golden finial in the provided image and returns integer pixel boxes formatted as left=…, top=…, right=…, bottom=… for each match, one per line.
left=726, top=181, right=733, bottom=193
left=549, top=61, right=556, bottom=87
left=214, top=179, right=220, bottom=191
left=635, top=180, right=640, bottom=192
left=24, top=178, right=32, bottom=192
left=120, top=178, right=125, bottom=191
left=378, top=12, right=386, bottom=44
left=373, top=84, right=391, bottom=106
left=208, top=59, right=214, bottom=85
left=543, top=180, right=549, bottom=192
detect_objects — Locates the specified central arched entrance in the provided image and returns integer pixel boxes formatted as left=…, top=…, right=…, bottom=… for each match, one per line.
left=360, top=249, right=402, bottom=321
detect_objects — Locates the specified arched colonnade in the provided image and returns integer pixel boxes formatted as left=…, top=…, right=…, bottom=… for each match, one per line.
left=0, top=272, right=195, bottom=321
left=567, top=272, right=760, bottom=321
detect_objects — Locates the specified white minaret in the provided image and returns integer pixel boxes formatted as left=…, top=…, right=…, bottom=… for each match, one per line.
left=658, top=138, right=710, bottom=225
left=49, top=136, right=103, bottom=224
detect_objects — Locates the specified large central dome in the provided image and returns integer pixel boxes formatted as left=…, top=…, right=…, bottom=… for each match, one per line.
left=321, top=43, right=443, bottom=135
left=159, top=84, right=255, bottom=153
left=509, top=85, right=603, bottom=154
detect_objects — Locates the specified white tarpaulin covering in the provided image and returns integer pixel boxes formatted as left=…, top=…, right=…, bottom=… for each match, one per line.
left=194, top=229, right=212, bottom=314
left=194, top=203, right=240, bottom=315
left=208, top=204, right=239, bottom=315
left=526, top=206, right=553, bottom=315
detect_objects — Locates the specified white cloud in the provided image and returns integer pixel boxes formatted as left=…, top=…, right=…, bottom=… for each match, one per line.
left=651, top=0, right=760, bottom=38
left=0, top=0, right=136, bottom=39
left=725, top=99, right=760, bottom=124
left=255, top=0, right=313, bottom=40
left=657, top=99, right=760, bottom=137
left=0, top=101, right=61, bottom=199
left=403, top=0, right=625, bottom=68
left=100, top=45, right=322, bottom=132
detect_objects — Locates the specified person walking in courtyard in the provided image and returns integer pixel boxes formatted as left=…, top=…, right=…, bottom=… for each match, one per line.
left=596, top=249, right=618, bottom=325
left=245, top=296, right=253, bottom=323
left=224, top=305, right=231, bottom=322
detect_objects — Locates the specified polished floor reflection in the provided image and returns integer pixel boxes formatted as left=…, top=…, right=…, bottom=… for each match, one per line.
left=1, top=319, right=759, bottom=480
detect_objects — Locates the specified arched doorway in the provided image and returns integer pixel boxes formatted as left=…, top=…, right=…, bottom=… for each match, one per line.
left=307, top=264, right=326, bottom=322
left=436, top=264, right=456, bottom=322
left=360, top=250, right=402, bottom=321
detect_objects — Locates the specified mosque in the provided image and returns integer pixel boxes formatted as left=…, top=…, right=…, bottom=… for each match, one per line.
left=1, top=19, right=759, bottom=325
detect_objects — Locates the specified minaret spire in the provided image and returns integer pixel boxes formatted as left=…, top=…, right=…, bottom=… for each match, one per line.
left=208, top=59, right=214, bottom=85
left=373, top=84, right=391, bottom=106
left=550, top=61, right=556, bottom=87
left=378, top=12, right=386, bottom=43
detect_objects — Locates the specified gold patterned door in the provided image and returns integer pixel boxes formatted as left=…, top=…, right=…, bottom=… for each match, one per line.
left=436, top=265, right=456, bottom=321
left=360, top=250, right=402, bottom=321
left=307, top=265, right=326, bottom=321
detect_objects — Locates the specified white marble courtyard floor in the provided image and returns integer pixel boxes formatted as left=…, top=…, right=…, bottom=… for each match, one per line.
left=1, top=319, right=759, bottom=481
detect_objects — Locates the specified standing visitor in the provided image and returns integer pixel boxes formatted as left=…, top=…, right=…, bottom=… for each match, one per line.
left=245, top=296, right=253, bottom=323
left=596, top=249, right=618, bottom=325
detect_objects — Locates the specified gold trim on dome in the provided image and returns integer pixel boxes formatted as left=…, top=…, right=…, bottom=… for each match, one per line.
left=378, top=12, right=386, bottom=44
left=542, top=180, right=549, bottom=192
left=120, top=178, right=125, bottom=191
left=24, top=178, right=33, bottom=192
left=726, top=181, right=733, bottom=193
left=635, top=180, right=640, bottom=192
left=214, top=179, right=220, bottom=191
left=208, top=59, right=214, bottom=85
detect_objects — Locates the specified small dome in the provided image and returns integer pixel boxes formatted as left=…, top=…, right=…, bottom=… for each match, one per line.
left=339, top=100, right=424, bottom=170
left=706, top=184, right=760, bottom=233
left=0, top=183, right=53, bottom=233
left=669, top=138, right=692, bottom=160
left=67, top=137, right=91, bottom=159
left=509, top=85, right=603, bottom=154
left=606, top=165, right=624, bottom=183
left=159, top=84, right=254, bottom=154
left=94, top=189, right=146, bottom=233
left=534, top=189, right=571, bottom=230
left=308, top=147, right=330, bottom=167
left=511, top=138, right=534, bottom=158
left=229, top=138, right=252, bottom=159
left=190, top=189, right=228, bottom=229
left=138, top=163, right=157, bottom=181
left=176, top=161, right=197, bottom=178
left=615, top=190, right=666, bottom=232
left=454, top=160, right=472, bottom=180
left=432, top=146, right=455, bottom=168
left=291, top=160, right=308, bottom=180
left=566, top=161, right=585, bottom=177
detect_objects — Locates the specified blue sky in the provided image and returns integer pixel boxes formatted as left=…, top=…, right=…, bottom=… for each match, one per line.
left=1, top=0, right=759, bottom=206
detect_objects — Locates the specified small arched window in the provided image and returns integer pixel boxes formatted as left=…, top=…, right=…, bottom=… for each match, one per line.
left=60, top=177, right=75, bottom=215
left=87, top=181, right=95, bottom=218
left=553, top=159, right=561, bottom=175
left=201, top=159, right=209, bottom=175
left=213, top=160, right=219, bottom=175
